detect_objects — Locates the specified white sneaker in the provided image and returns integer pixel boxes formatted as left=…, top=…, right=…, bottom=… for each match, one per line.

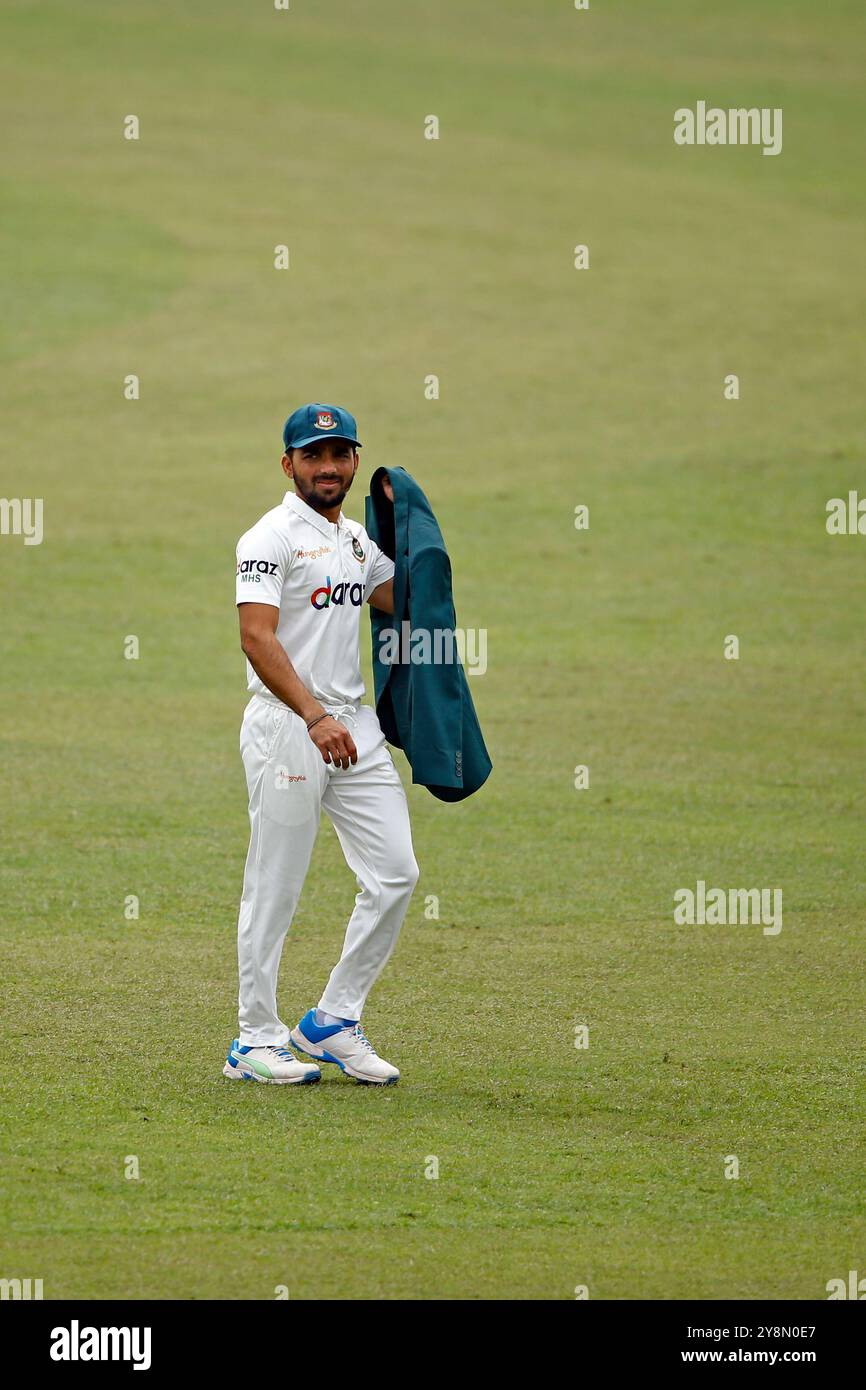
left=223, top=1038, right=320, bottom=1085
left=290, top=1010, right=400, bottom=1085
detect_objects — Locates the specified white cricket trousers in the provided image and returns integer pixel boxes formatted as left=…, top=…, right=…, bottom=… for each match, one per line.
left=235, top=694, right=419, bottom=1047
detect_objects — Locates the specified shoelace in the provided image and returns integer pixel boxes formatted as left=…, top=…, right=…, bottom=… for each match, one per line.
left=351, top=1024, right=377, bottom=1054
left=265, top=1046, right=296, bottom=1060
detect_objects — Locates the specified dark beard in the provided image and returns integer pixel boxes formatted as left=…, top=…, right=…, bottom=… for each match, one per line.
left=296, top=476, right=351, bottom=512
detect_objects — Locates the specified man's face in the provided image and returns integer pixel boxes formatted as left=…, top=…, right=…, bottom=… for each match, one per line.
left=283, top=438, right=359, bottom=512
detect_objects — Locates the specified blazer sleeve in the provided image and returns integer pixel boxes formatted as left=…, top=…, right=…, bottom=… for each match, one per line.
left=407, top=545, right=465, bottom=789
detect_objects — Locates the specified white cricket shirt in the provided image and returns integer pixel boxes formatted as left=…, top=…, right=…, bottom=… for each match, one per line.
left=236, top=491, right=394, bottom=705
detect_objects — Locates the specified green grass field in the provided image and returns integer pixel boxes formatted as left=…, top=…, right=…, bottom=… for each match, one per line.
left=1, top=0, right=864, bottom=1300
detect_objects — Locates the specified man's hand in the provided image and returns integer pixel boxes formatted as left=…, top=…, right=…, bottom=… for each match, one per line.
left=307, top=715, right=358, bottom=769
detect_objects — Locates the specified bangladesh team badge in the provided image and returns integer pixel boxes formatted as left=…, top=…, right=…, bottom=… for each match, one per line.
left=352, top=536, right=365, bottom=562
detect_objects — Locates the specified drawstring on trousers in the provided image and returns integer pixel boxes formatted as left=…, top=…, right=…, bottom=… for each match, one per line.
left=327, top=702, right=359, bottom=735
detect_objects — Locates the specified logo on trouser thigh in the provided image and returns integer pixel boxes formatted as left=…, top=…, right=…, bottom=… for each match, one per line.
left=275, top=767, right=307, bottom=786
left=263, top=760, right=320, bottom=826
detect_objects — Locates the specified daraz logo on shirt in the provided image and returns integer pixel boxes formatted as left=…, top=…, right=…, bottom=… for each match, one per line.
left=310, top=575, right=364, bottom=610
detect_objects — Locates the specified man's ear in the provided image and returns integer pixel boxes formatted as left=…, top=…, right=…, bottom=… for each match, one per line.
left=281, top=451, right=293, bottom=480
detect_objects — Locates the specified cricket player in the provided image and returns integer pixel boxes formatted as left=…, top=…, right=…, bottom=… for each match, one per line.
left=223, top=403, right=419, bottom=1087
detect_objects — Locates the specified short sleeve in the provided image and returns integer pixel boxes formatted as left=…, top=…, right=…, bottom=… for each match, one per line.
left=236, top=524, right=291, bottom=608
left=364, top=536, right=395, bottom=600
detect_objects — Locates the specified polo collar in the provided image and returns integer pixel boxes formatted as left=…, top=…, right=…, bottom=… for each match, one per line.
left=284, top=491, right=344, bottom=538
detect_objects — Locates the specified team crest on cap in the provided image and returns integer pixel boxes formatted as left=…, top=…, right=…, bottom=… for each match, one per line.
left=315, top=410, right=337, bottom=431
left=352, top=536, right=365, bottom=562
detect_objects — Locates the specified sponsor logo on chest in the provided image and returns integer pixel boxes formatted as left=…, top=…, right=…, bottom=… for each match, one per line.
left=302, top=529, right=366, bottom=610
left=310, top=576, right=364, bottom=610
left=296, top=544, right=334, bottom=561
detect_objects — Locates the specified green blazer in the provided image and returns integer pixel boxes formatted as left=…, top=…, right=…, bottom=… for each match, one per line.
left=365, top=467, right=492, bottom=801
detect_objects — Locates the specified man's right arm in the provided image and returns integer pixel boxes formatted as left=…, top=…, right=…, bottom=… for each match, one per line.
left=238, top=603, right=357, bottom=768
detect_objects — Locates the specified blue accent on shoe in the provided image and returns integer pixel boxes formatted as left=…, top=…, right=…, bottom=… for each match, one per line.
left=290, top=1066, right=322, bottom=1085
left=226, top=1037, right=240, bottom=1068
left=319, top=1049, right=347, bottom=1069
left=290, top=1033, right=346, bottom=1071
left=315, top=1008, right=359, bottom=1028
left=296, top=1008, right=347, bottom=1043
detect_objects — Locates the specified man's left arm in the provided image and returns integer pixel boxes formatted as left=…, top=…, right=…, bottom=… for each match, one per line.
left=368, top=577, right=394, bottom=613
